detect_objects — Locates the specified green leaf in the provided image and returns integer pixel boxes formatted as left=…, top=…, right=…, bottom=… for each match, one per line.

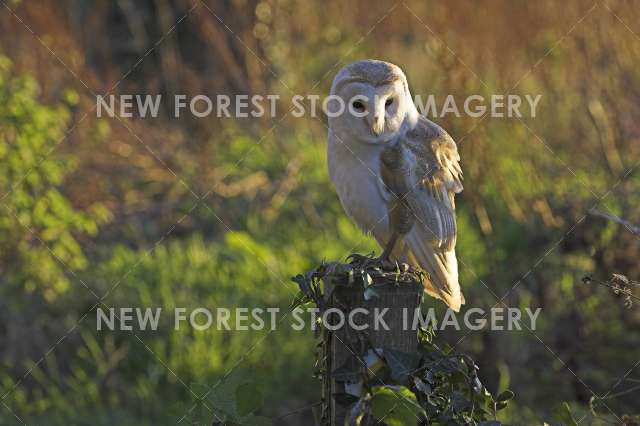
left=363, top=287, right=379, bottom=300
left=451, top=391, right=471, bottom=412
left=333, top=392, right=360, bottom=407
left=346, top=398, right=368, bottom=425
left=371, top=386, right=425, bottom=426
left=291, top=274, right=312, bottom=297
left=496, top=389, right=514, bottom=402
left=290, top=290, right=310, bottom=309
left=383, top=348, right=422, bottom=384
left=556, top=402, right=578, bottom=426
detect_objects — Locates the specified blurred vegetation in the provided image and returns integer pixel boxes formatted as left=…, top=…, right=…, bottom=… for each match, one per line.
left=0, top=0, right=639, bottom=425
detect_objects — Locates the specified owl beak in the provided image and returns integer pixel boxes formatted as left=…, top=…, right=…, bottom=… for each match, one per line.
left=371, top=114, right=385, bottom=135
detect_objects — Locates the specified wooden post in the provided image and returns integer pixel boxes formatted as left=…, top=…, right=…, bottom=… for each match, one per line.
left=324, top=275, right=423, bottom=425
left=294, top=257, right=504, bottom=425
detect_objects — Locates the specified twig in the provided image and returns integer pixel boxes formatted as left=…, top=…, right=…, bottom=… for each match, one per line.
left=582, top=275, right=640, bottom=308
left=597, top=384, right=640, bottom=400
left=588, top=208, right=640, bottom=236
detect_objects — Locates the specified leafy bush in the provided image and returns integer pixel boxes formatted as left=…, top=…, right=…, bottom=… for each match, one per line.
left=0, top=57, right=107, bottom=301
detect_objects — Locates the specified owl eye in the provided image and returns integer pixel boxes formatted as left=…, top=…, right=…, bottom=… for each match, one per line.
left=352, top=100, right=365, bottom=111
left=385, top=98, right=394, bottom=107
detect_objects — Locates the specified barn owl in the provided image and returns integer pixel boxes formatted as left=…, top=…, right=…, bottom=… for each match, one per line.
left=327, top=59, right=464, bottom=311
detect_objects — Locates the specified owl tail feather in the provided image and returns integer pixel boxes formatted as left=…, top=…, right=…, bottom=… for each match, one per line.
left=406, top=239, right=464, bottom=312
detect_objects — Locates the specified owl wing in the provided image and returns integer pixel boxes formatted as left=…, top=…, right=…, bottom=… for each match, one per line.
left=402, top=116, right=464, bottom=311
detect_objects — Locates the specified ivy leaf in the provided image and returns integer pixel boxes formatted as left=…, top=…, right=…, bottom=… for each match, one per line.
left=383, top=348, right=422, bottom=384
left=364, top=287, right=379, bottom=301
left=428, top=357, right=460, bottom=374
left=556, top=402, right=579, bottom=426
left=451, top=391, right=471, bottom=412
left=362, top=271, right=373, bottom=286
left=334, top=392, right=360, bottom=407
left=291, top=274, right=312, bottom=298
left=413, top=377, right=431, bottom=395
left=347, top=397, right=368, bottom=425
left=290, top=290, right=309, bottom=309
left=371, top=386, right=425, bottom=426
left=496, top=389, right=514, bottom=402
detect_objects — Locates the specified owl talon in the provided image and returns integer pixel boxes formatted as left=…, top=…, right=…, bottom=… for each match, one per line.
left=373, top=232, right=399, bottom=270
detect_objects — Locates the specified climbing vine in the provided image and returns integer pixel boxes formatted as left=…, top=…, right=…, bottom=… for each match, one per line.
left=292, top=254, right=512, bottom=425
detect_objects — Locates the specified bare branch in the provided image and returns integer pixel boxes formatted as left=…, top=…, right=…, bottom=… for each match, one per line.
left=588, top=208, right=640, bottom=236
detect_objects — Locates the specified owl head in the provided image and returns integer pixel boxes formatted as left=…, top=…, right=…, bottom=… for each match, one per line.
left=328, top=60, right=418, bottom=145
